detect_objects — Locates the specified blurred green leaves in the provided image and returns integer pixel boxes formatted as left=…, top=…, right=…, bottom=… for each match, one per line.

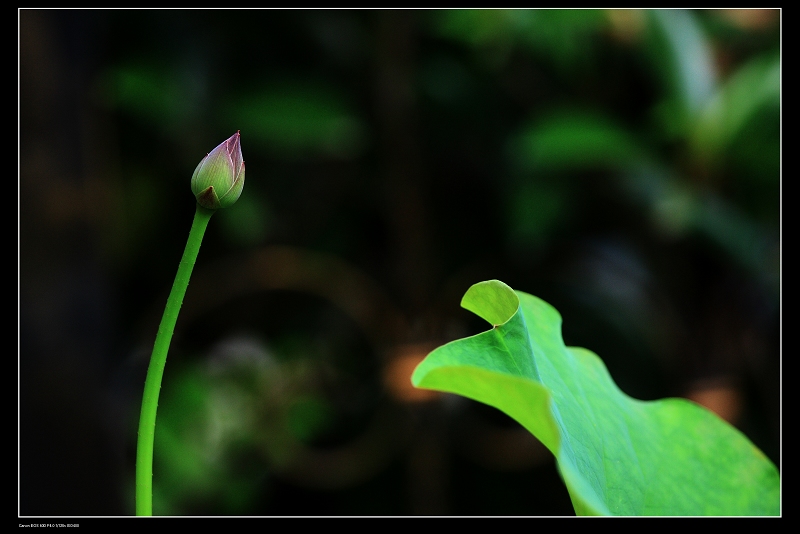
left=153, top=363, right=263, bottom=515
left=101, top=64, right=206, bottom=136
left=690, top=53, right=780, bottom=171
left=152, top=334, right=338, bottom=515
left=512, top=111, right=646, bottom=172
left=647, top=9, right=718, bottom=116
left=433, top=9, right=607, bottom=72
left=104, top=64, right=367, bottom=160
left=226, top=82, right=366, bottom=160
left=502, top=9, right=779, bottom=290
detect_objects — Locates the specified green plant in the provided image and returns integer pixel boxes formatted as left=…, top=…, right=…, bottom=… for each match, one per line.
left=412, top=280, right=779, bottom=516
left=135, top=131, right=245, bottom=516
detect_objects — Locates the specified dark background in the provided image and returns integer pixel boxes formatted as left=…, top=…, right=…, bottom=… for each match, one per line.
left=19, top=9, right=780, bottom=516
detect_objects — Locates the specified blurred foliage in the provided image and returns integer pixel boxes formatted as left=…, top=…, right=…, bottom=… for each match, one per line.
left=19, top=9, right=780, bottom=516
left=226, top=81, right=367, bottom=160
left=153, top=335, right=339, bottom=515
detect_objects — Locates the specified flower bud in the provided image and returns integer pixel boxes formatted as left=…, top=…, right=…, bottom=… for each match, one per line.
left=191, top=131, right=245, bottom=209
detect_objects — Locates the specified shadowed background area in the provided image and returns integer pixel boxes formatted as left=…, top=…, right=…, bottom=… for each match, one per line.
left=19, top=8, right=780, bottom=516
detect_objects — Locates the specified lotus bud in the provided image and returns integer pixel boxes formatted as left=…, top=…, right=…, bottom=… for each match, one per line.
left=191, top=131, right=245, bottom=209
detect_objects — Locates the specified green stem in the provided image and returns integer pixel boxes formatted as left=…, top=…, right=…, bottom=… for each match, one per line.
left=135, top=204, right=215, bottom=516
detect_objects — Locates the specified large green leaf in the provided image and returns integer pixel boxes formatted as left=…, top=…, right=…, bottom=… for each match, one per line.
left=412, top=280, right=779, bottom=516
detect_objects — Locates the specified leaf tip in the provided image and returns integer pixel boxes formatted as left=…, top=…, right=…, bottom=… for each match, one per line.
left=461, top=279, right=520, bottom=326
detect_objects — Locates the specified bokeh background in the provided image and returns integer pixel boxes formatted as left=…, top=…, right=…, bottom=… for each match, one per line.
left=19, top=9, right=780, bottom=516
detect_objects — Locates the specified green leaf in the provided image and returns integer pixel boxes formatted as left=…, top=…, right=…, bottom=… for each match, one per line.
left=690, top=53, right=780, bottom=162
left=513, top=111, right=647, bottom=172
left=412, top=280, right=780, bottom=516
left=647, top=10, right=717, bottom=115
left=225, top=82, right=366, bottom=160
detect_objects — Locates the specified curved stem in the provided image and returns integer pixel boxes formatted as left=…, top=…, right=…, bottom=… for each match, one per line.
left=135, top=204, right=215, bottom=516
